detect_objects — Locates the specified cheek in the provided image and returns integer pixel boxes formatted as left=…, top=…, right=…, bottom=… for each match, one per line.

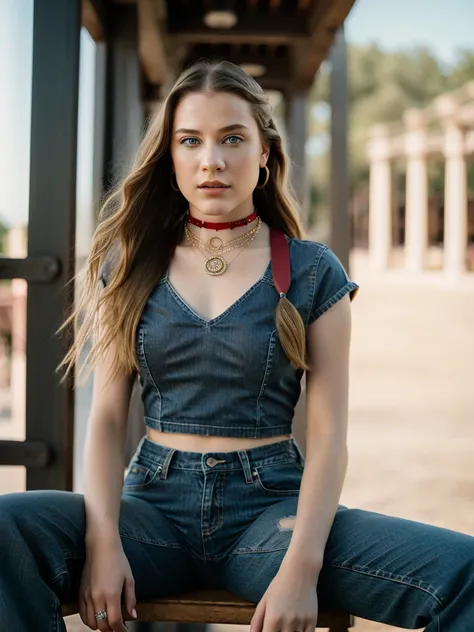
left=173, top=151, right=196, bottom=191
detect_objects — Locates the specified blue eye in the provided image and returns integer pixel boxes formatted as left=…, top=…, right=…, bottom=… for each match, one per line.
left=225, top=136, right=243, bottom=144
left=181, top=137, right=200, bottom=146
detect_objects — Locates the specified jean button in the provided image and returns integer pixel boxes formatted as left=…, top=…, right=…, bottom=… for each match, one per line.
left=206, top=457, right=217, bottom=467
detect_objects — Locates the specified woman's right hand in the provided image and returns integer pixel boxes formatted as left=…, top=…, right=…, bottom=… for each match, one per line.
left=79, top=535, right=137, bottom=631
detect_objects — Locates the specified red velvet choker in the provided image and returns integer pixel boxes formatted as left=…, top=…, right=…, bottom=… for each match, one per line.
left=187, top=210, right=258, bottom=231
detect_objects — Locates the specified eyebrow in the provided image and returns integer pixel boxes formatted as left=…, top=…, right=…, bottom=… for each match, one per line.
left=174, top=124, right=250, bottom=135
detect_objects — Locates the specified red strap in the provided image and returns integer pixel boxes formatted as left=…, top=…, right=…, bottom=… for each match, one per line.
left=270, top=228, right=290, bottom=297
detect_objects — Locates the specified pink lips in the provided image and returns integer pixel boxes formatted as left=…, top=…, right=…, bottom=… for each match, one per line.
left=198, top=180, right=230, bottom=195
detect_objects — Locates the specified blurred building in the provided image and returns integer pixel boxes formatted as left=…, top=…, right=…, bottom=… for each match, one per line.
left=365, top=81, right=474, bottom=279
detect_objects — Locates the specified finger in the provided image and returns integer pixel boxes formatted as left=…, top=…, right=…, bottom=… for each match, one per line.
left=123, top=576, right=137, bottom=621
left=83, top=595, right=98, bottom=631
left=103, top=596, right=128, bottom=632
left=92, top=599, right=113, bottom=632
left=250, top=600, right=266, bottom=632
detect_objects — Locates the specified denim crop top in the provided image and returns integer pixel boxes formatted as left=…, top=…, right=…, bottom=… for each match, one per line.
left=100, top=238, right=359, bottom=438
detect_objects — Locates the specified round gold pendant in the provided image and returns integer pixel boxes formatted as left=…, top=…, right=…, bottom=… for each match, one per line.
left=205, top=256, right=227, bottom=276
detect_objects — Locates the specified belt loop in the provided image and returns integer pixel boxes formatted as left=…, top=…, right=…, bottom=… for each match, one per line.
left=159, top=447, right=176, bottom=480
left=237, top=450, right=253, bottom=483
left=131, top=435, right=146, bottom=462
left=291, top=438, right=305, bottom=465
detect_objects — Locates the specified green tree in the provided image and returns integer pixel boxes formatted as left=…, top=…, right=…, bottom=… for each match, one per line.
left=308, top=44, right=474, bottom=225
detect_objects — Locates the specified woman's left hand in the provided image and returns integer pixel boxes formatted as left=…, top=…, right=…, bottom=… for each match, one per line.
left=249, top=564, right=319, bottom=632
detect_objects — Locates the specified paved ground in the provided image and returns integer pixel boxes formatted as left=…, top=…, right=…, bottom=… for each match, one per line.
left=1, top=251, right=473, bottom=631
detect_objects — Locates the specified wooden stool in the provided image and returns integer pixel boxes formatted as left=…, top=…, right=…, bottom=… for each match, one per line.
left=62, top=589, right=354, bottom=630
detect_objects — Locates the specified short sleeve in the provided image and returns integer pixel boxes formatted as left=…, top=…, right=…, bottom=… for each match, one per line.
left=308, top=246, right=359, bottom=324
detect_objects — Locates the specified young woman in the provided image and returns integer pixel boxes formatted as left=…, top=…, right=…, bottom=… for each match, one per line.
left=0, top=60, right=473, bottom=632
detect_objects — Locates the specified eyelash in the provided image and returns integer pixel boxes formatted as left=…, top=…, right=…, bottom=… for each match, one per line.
left=180, top=135, right=243, bottom=146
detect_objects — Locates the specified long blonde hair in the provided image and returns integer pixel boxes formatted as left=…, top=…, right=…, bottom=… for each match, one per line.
left=56, top=60, right=309, bottom=389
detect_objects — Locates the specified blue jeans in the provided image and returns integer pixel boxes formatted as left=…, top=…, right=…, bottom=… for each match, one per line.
left=1, top=436, right=473, bottom=631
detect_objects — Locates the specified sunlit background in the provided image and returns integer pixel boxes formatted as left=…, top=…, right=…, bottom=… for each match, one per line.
left=0, top=1, right=473, bottom=631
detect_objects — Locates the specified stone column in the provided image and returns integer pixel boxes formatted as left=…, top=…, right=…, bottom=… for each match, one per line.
left=403, top=109, right=429, bottom=272
left=435, top=95, right=468, bottom=277
left=285, top=91, right=309, bottom=224
left=367, top=124, right=392, bottom=271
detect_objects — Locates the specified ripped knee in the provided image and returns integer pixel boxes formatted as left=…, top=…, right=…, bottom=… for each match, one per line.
left=278, top=516, right=296, bottom=530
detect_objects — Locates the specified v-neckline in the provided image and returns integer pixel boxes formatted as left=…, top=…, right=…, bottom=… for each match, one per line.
left=165, top=259, right=273, bottom=325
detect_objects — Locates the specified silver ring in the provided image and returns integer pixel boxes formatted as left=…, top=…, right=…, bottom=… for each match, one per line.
left=94, top=610, right=108, bottom=621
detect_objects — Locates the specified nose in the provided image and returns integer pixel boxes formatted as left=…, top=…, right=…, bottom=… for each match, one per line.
left=201, top=143, right=225, bottom=173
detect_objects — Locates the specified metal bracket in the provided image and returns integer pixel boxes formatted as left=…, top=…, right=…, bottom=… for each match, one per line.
left=0, top=440, right=53, bottom=468
left=0, top=256, right=61, bottom=282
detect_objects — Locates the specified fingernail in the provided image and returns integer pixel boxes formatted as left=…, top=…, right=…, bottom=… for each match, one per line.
left=132, top=608, right=137, bottom=619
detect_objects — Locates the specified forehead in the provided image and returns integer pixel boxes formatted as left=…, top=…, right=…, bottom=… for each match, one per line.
left=173, top=91, right=257, bottom=131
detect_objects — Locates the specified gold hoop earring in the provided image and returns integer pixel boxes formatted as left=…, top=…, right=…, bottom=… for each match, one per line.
left=256, top=165, right=270, bottom=189
left=170, top=170, right=180, bottom=192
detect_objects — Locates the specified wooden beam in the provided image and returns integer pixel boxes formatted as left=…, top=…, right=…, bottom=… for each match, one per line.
left=137, top=0, right=171, bottom=86
left=170, top=13, right=307, bottom=45
left=295, top=0, right=356, bottom=89
left=269, top=0, right=282, bottom=9
left=185, top=51, right=290, bottom=80
left=176, top=31, right=305, bottom=45
left=81, top=0, right=106, bottom=41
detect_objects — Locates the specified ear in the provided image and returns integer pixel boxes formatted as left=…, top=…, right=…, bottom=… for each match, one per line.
left=260, top=145, right=270, bottom=168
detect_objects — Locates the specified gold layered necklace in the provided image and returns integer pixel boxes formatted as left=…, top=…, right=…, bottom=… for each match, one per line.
left=184, top=216, right=262, bottom=276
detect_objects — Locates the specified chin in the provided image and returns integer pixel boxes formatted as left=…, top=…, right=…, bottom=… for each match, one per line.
left=191, top=201, right=239, bottom=218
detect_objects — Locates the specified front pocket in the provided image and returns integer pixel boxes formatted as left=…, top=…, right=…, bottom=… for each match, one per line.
left=252, top=459, right=303, bottom=495
left=123, top=461, right=162, bottom=490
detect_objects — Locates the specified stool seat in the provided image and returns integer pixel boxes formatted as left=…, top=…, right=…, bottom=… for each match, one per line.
left=62, top=588, right=353, bottom=629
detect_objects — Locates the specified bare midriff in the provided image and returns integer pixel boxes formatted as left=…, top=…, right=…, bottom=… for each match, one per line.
left=146, top=428, right=292, bottom=453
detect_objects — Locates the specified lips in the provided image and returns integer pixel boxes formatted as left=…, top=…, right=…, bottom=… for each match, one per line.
left=198, top=182, right=230, bottom=188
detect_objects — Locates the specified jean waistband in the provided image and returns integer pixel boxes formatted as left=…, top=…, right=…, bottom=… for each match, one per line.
left=133, top=435, right=304, bottom=478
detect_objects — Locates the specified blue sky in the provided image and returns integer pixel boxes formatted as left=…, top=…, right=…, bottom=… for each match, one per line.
left=1, top=0, right=474, bottom=228
left=345, top=0, right=474, bottom=68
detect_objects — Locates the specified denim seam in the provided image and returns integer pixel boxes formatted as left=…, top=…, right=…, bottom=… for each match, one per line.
left=253, top=468, right=300, bottom=495
left=204, top=472, right=226, bottom=536
left=50, top=566, right=68, bottom=586
left=140, top=456, right=299, bottom=473
left=230, top=546, right=290, bottom=556
left=53, top=590, right=61, bottom=632
left=144, top=416, right=290, bottom=432
left=305, top=245, right=326, bottom=327
left=310, top=281, right=359, bottom=322
left=201, top=479, right=207, bottom=561
left=166, top=274, right=268, bottom=326
left=328, top=563, right=445, bottom=607
left=119, top=532, right=185, bottom=549
left=51, top=551, right=84, bottom=585
left=122, top=463, right=162, bottom=490
left=138, top=328, right=162, bottom=418
left=256, top=329, right=277, bottom=429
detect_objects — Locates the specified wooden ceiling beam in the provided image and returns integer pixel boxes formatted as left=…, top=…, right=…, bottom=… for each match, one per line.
left=169, top=13, right=307, bottom=46
left=269, top=0, right=282, bottom=9
left=137, top=0, right=171, bottom=86
left=81, top=0, right=108, bottom=41
left=185, top=51, right=290, bottom=75
left=175, top=30, right=306, bottom=45
left=294, top=0, right=356, bottom=89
